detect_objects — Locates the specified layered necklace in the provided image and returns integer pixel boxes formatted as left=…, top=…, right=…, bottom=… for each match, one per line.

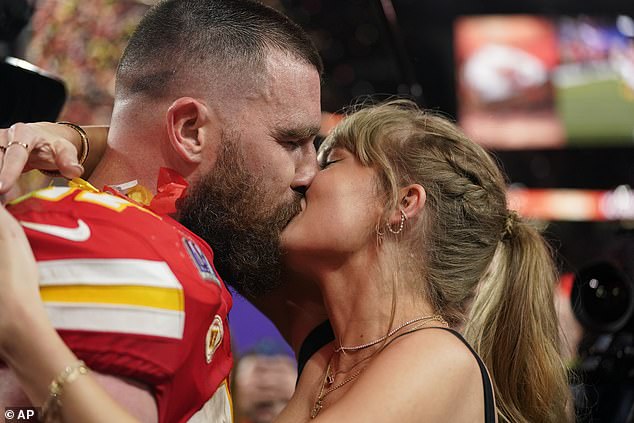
left=310, top=314, right=448, bottom=419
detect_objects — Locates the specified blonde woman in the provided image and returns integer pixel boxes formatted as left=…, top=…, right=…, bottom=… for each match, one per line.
left=275, top=100, right=570, bottom=422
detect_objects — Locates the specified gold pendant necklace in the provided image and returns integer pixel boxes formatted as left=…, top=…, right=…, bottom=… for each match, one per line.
left=310, top=314, right=449, bottom=418
left=325, top=352, right=373, bottom=386
left=310, top=359, right=365, bottom=419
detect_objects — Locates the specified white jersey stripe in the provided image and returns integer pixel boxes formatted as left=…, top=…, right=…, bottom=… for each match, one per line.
left=45, top=302, right=185, bottom=339
left=187, top=381, right=233, bottom=423
left=38, top=259, right=182, bottom=289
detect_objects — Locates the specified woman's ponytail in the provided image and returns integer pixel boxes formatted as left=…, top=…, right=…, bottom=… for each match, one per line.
left=465, top=218, right=571, bottom=422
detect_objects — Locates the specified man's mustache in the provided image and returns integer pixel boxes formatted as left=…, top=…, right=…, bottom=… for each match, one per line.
left=277, top=191, right=303, bottom=229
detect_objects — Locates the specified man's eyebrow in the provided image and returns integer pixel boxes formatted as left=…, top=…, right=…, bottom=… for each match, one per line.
left=272, top=125, right=321, bottom=140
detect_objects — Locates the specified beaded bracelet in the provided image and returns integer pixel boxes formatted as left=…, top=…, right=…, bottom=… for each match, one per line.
left=40, top=360, right=89, bottom=423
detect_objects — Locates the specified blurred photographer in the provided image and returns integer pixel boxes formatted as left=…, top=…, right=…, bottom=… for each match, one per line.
left=570, top=235, right=634, bottom=422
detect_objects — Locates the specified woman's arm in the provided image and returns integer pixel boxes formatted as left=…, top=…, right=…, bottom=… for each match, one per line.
left=0, top=205, right=139, bottom=423
left=0, top=123, right=109, bottom=194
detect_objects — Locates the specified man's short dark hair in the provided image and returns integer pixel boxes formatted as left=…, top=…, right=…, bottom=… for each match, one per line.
left=116, top=0, right=323, bottom=98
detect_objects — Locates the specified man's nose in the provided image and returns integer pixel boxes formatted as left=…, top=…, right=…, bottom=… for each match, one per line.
left=291, top=144, right=318, bottom=194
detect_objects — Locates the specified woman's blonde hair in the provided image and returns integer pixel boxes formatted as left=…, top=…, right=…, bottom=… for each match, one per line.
left=320, top=99, right=570, bottom=422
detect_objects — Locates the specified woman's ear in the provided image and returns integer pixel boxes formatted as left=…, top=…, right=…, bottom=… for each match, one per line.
left=387, top=184, right=426, bottom=226
left=165, top=97, right=211, bottom=164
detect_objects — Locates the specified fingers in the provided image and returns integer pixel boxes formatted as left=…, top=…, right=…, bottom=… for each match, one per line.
left=55, top=142, right=84, bottom=180
left=0, top=140, right=30, bottom=194
left=0, top=124, right=31, bottom=193
left=0, top=122, right=83, bottom=193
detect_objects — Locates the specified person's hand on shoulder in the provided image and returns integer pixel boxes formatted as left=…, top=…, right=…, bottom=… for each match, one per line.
left=0, top=122, right=85, bottom=194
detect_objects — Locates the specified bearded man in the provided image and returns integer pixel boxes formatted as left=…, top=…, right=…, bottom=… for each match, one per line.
left=0, top=0, right=329, bottom=421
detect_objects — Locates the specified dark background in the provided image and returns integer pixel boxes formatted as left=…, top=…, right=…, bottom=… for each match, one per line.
left=276, top=0, right=634, bottom=274
left=280, top=0, right=634, bottom=118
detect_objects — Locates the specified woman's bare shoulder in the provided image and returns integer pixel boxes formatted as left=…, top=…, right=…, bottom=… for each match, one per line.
left=373, top=327, right=482, bottom=389
left=313, top=328, right=485, bottom=423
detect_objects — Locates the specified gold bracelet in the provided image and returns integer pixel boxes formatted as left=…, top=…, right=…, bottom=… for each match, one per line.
left=40, top=122, right=90, bottom=178
left=41, top=360, right=89, bottom=423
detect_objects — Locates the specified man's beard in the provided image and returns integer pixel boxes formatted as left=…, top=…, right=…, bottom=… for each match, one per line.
left=177, top=137, right=302, bottom=299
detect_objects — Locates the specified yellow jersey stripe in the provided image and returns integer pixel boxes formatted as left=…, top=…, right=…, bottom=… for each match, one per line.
left=41, top=285, right=184, bottom=312
left=9, top=186, right=76, bottom=205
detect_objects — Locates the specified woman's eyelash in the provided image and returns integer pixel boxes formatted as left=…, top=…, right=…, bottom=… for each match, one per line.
left=319, top=159, right=340, bottom=169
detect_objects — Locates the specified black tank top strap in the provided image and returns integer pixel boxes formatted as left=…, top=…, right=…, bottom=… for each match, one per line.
left=297, top=320, right=335, bottom=380
left=386, top=326, right=496, bottom=423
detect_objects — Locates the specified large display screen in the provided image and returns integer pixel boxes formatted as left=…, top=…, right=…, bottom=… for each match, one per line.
left=455, top=15, right=634, bottom=149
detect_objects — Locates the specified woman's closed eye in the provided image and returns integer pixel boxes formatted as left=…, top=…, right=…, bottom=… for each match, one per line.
left=319, top=159, right=341, bottom=170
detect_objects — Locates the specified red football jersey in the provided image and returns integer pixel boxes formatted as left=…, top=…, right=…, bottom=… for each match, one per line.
left=8, top=186, right=233, bottom=422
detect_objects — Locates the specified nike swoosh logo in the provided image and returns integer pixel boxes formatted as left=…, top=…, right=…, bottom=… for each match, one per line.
left=20, top=219, right=91, bottom=242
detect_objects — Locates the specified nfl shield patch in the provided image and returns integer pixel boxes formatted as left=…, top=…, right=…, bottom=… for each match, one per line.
left=183, top=237, right=221, bottom=286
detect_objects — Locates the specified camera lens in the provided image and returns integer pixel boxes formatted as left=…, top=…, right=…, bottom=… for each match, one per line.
left=571, top=262, right=634, bottom=333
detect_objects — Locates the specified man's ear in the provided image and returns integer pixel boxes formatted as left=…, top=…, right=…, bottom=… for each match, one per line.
left=165, top=97, right=213, bottom=164
left=387, top=184, right=426, bottom=225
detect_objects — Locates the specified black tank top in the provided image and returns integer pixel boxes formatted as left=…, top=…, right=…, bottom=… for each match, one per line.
left=297, top=321, right=496, bottom=423
left=429, top=327, right=496, bottom=423
left=297, top=320, right=334, bottom=378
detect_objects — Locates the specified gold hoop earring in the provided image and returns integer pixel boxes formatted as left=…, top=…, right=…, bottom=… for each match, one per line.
left=386, top=210, right=407, bottom=235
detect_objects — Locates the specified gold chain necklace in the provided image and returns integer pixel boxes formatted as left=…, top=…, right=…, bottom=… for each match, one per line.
left=310, top=358, right=366, bottom=419
left=310, top=314, right=448, bottom=418
left=325, top=352, right=373, bottom=385
left=334, top=314, right=446, bottom=352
